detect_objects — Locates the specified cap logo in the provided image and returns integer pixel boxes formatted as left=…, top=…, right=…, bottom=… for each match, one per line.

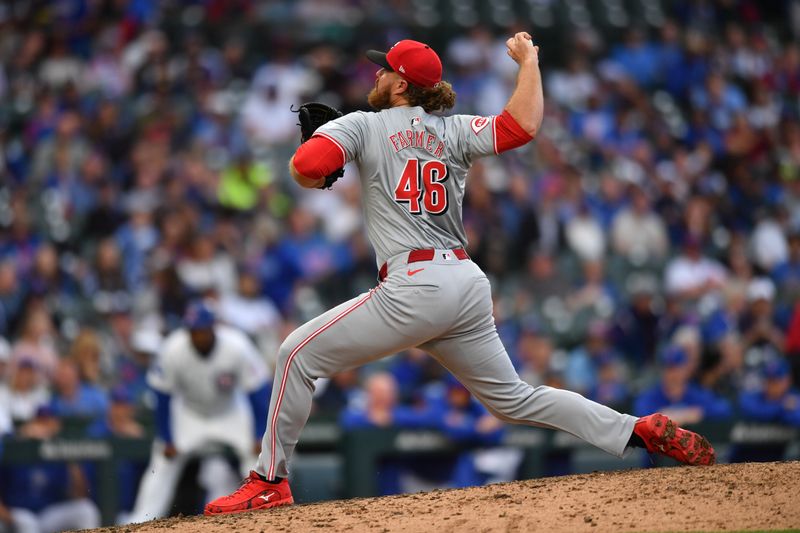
left=398, top=65, right=406, bottom=73
left=471, top=116, right=490, bottom=135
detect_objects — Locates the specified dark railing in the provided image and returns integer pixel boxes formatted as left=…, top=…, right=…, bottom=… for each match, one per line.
left=1, top=418, right=797, bottom=525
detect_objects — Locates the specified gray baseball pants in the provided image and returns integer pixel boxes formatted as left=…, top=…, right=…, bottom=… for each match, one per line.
left=257, top=250, right=637, bottom=480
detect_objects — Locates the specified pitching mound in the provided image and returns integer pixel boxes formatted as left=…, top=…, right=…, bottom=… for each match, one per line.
left=103, top=461, right=799, bottom=532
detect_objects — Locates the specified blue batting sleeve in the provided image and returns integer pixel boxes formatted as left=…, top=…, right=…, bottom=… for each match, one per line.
left=247, top=383, right=270, bottom=438
left=153, top=390, right=173, bottom=444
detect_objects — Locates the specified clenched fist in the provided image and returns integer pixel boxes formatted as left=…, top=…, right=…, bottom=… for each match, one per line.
left=506, top=32, right=539, bottom=65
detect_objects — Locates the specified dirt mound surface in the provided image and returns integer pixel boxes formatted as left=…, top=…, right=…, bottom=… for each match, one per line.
left=103, top=461, right=800, bottom=533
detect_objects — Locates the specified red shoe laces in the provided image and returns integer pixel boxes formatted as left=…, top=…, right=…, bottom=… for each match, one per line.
left=229, top=475, right=258, bottom=498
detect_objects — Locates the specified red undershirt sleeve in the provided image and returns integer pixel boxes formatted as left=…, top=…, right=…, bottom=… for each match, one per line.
left=494, top=109, right=534, bottom=154
left=293, top=135, right=346, bottom=179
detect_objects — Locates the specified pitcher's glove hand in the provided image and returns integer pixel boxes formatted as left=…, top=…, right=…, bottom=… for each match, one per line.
left=293, top=102, right=344, bottom=189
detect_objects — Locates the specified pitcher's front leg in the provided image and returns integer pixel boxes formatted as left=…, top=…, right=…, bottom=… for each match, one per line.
left=423, top=327, right=637, bottom=458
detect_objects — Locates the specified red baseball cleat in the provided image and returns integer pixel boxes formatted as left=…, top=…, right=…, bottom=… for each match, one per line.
left=204, top=471, right=294, bottom=515
left=634, top=413, right=716, bottom=466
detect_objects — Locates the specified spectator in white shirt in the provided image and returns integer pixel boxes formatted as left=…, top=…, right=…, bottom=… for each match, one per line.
left=0, top=337, right=9, bottom=383
left=566, top=204, right=606, bottom=261
left=177, top=234, right=237, bottom=296
left=218, top=271, right=281, bottom=362
left=0, top=338, right=10, bottom=436
left=750, top=208, right=789, bottom=272
left=547, top=55, right=599, bottom=111
left=611, top=186, right=669, bottom=264
left=3, top=359, right=51, bottom=424
left=664, top=237, right=728, bottom=302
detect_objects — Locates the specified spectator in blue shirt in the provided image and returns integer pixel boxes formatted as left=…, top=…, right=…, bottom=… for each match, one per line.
left=690, top=72, right=747, bottom=131
left=116, top=328, right=161, bottom=409
left=49, top=358, right=109, bottom=430
left=114, top=203, right=159, bottom=290
left=340, top=372, right=436, bottom=495
left=261, top=208, right=354, bottom=313
left=566, top=320, right=624, bottom=397
left=313, top=369, right=360, bottom=416
left=634, top=346, right=733, bottom=425
left=730, top=358, right=800, bottom=463
left=340, top=372, right=434, bottom=431
left=611, top=28, right=661, bottom=87
left=1, top=407, right=100, bottom=532
left=589, top=351, right=630, bottom=410
left=86, top=387, right=148, bottom=523
left=388, top=348, right=445, bottom=404
left=612, top=275, right=661, bottom=369
left=739, top=358, right=800, bottom=427
left=424, top=376, right=503, bottom=447
left=424, top=376, right=513, bottom=488
left=0, top=461, right=100, bottom=533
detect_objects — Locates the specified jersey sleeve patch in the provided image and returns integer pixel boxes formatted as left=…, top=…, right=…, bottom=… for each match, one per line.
left=470, top=116, right=491, bottom=135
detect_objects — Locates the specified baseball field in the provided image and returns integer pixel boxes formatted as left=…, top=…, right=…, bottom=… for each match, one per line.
left=97, top=461, right=799, bottom=533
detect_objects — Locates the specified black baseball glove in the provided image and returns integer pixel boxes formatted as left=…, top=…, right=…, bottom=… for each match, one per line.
left=293, top=102, right=344, bottom=189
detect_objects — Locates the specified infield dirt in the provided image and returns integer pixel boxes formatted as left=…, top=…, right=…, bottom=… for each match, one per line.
left=97, top=461, right=800, bottom=533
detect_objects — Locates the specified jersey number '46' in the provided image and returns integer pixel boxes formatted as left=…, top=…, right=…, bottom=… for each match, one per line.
left=393, top=158, right=449, bottom=215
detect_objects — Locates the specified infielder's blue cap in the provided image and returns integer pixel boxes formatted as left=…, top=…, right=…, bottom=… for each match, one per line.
left=184, top=301, right=215, bottom=330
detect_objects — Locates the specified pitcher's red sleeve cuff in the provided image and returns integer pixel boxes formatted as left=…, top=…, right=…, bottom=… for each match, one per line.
left=494, top=110, right=534, bottom=154
left=293, top=135, right=346, bottom=179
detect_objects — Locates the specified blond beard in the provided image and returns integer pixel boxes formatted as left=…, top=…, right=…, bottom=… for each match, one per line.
left=367, top=85, right=392, bottom=110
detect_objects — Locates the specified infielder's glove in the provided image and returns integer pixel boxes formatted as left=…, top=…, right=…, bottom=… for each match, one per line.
left=293, top=102, right=344, bottom=189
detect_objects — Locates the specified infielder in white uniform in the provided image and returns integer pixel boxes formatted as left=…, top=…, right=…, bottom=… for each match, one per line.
left=206, top=33, right=716, bottom=516
left=128, top=301, right=269, bottom=523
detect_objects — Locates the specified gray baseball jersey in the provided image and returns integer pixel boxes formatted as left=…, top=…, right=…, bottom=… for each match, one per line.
left=257, top=106, right=637, bottom=481
left=315, top=106, right=497, bottom=266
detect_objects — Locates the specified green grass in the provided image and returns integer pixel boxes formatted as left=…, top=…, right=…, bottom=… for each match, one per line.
left=657, top=530, right=800, bottom=533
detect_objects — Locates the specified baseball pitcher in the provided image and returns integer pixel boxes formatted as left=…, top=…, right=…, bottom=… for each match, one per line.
left=206, top=33, right=716, bottom=515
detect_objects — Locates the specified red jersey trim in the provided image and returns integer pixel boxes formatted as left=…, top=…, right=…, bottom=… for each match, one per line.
left=494, top=110, right=534, bottom=154
left=313, top=132, right=347, bottom=162
left=293, top=134, right=346, bottom=180
left=492, top=115, right=498, bottom=155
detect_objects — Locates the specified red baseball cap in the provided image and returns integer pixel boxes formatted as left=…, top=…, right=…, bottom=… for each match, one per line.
left=366, top=40, right=442, bottom=88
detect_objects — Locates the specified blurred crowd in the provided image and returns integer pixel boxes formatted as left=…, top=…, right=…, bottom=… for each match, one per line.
left=2, top=0, right=800, bottom=520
